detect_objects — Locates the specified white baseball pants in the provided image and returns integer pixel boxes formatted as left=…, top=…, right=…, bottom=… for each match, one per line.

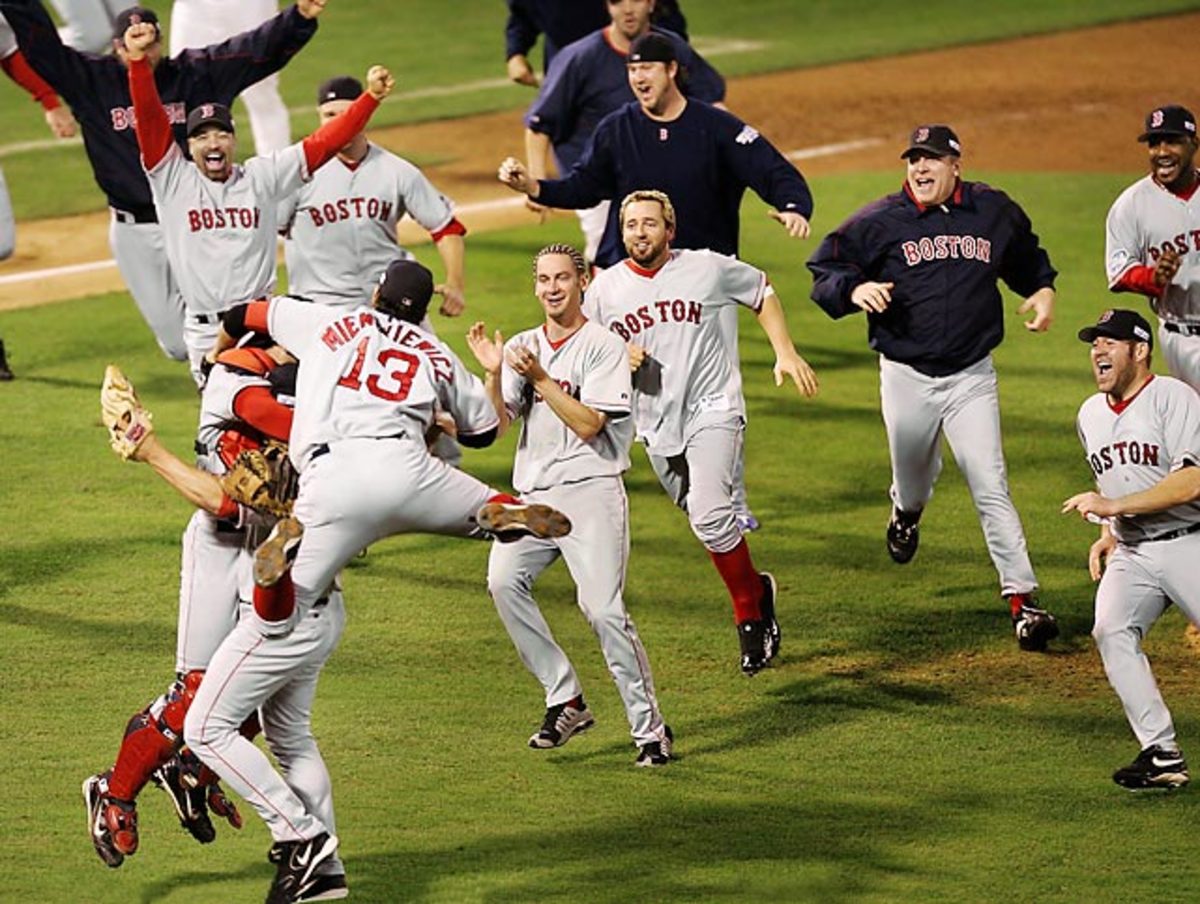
left=1157, top=321, right=1200, bottom=394
left=108, top=215, right=188, bottom=362
left=175, top=510, right=245, bottom=672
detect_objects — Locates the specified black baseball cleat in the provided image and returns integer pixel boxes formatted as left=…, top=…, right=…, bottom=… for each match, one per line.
left=266, top=831, right=340, bottom=904
left=737, top=619, right=772, bottom=676
left=528, top=697, right=595, bottom=749
left=1008, top=594, right=1059, bottom=652
left=886, top=506, right=921, bottom=564
left=476, top=501, right=572, bottom=542
left=0, top=340, right=13, bottom=381
left=635, top=725, right=674, bottom=768
left=295, top=873, right=349, bottom=902
left=83, top=772, right=136, bottom=868
left=1113, top=745, right=1190, bottom=790
left=255, top=516, right=304, bottom=588
left=153, top=759, right=217, bottom=844
left=758, top=572, right=781, bottom=661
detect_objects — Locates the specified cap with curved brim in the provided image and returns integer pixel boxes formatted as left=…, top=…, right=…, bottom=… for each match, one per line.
left=1077, top=309, right=1153, bottom=348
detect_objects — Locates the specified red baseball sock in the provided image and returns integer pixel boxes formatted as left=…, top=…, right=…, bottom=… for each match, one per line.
left=108, top=710, right=176, bottom=801
left=254, top=571, right=295, bottom=623
left=709, top=539, right=764, bottom=623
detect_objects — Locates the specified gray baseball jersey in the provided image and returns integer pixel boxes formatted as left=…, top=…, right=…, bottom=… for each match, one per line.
left=583, top=249, right=765, bottom=456
left=1106, top=175, right=1200, bottom=323
left=147, top=141, right=308, bottom=316
left=279, top=143, right=456, bottom=307
left=501, top=321, right=632, bottom=492
left=1076, top=374, right=1200, bottom=542
left=0, top=14, right=16, bottom=57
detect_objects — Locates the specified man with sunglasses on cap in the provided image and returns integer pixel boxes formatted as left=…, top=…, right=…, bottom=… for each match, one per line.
left=1063, top=308, right=1200, bottom=790
left=1105, top=105, right=1200, bottom=395
left=0, top=0, right=327, bottom=368
left=122, top=18, right=388, bottom=385
left=808, top=124, right=1059, bottom=652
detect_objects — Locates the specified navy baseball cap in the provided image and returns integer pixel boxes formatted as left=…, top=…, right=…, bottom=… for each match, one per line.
left=1077, top=309, right=1154, bottom=348
left=901, top=125, right=962, bottom=159
left=186, top=103, right=235, bottom=137
left=376, top=260, right=434, bottom=322
left=628, top=33, right=677, bottom=65
left=317, top=76, right=362, bottom=105
left=1138, top=105, right=1197, bottom=142
left=113, top=6, right=159, bottom=40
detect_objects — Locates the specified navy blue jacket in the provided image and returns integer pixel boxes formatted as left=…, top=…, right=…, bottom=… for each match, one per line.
left=1, top=0, right=317, bottom=215
left=537, top=99, right=812, bottom=268
left=807, top=181, right=1056, bottom=376
left=505, top=0, right=687, bottom=71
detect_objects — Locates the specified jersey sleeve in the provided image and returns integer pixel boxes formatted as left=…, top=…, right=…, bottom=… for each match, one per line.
left=505, top=0, right=539, bottom=60
left=188, top=4, right=318, bottom=100
left=669, top=31, right=725, bottom=103
left=0, top=0, right=93, bottom=105
left=499, top=335, right=530, bottom=421
left=394, top=158, right=455, bottom=233
left=0, top=15, right=16, bottom=58
left=807, top=216, right=873, bottom=319
left=1161, top=383, right=1200, bottom=471
left=580, top=331, right=632, bottom=416
left=1105, top=190, right=1143, bottom=288
left=997, top=194, right=1057, bottom=297
left=266, top=296, right=328, bottom=360
left=524, top=45, right=581, bottom=144
left=715, top=110, right=813, bottom=219
left=535, top=111, right=621, bottom=210
left=717, top=253, right=768, bottom=313
left=443, top=352, right=503, bottom=439
left=277, top=189, right=300, bottom=238
left=249, top=144, right=311, bottom=201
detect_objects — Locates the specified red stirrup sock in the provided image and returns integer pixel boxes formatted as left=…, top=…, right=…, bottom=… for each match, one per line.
left=708, top=539, right=764, bottom=623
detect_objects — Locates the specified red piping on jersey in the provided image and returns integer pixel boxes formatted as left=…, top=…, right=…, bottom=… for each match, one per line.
left=0, top=50, right=61, bottom=110
left=1108, top=373, right=1154, bottom=414
left=902, top=178, right=963, bottom=213
left=1113, top=265, right=1165, bottom=298
left=623, top=258, right=667, bottom=278
left=430, top=218, right=467, bottom=242
left=542, top=320, right=586, bottom=350
left=1156, top=171, right=1200, bottom=202
left=602, top=26, right=630, bottom=57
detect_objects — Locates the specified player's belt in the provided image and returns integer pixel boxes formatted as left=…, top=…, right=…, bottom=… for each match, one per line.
left=111, top=205, right=158, bottom=224
left=1163, top=321, right=1200, bottom=337
left=192, top=313, right=222, bottom=324
left=1139, top=521, right=1200, bottom=544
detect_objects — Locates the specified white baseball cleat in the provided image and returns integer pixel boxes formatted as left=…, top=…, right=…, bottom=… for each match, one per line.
left=476, top=501, right=571, bottom=542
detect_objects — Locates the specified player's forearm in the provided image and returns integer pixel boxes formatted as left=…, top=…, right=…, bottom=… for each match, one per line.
left=524, top=129, right=553, bottom=180
left=1110, top=466, right=1200, bottom=515
left=482, top=371, right=511, bottom=437
left=302, top=93, right=380, bottom=172
left=0, top=49, right=61, bottom=110
left=756, top=290, right=799, bottom=358
left=208, top=4, right=318, bottom=95
left=1112, top=265, right=1164, bottom=298
left=435, top=233, right=466, bottom=293
left=532, top=376, right=606, bottom=441
left=139, top=436, right=230, bottom=515
left=127, top=58, right=173, bottom=168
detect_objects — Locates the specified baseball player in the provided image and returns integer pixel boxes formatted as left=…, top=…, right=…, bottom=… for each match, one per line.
left=1105, top=104, right=1200, bottom=394
left=185, top=260, right=572, bottom=902
left=499, top=31, right=811, bottom=270
left=84, top=344, right=297, bottom=871
left=169, top=0, right=290, bottom=153
left=522, top=0, right=724, bottom=264
left=1063, top=308, right=1200, bottom=789
left=584, top=190, right=818, bottom=674
left=0, top=1, right=325, bottom=365
left=466, top=243, right=672, bottom=765
left=124, top=22, right=389, bottom=384
left=808, top=124, right=1059, bottom=651
left=505, top=0, right=687, bottom=86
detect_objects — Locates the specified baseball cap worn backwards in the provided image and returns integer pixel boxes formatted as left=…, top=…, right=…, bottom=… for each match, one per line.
left=377, top=260, right=435, bottom=320
left=186, top=103, right=235, bottom=137
left=628, top=33, right=677, bottom=65
left=114, top=6, right=159, bottom=40
left=317, top=76, right=363, bottom=105
left=901, top=125, right=961, bottom=159
left=1138, top=105, right=1197, bottom=142
left=1077, top=309, right=1154, bottom=348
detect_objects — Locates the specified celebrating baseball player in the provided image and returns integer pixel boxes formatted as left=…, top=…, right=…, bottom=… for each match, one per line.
left=808, top=124, right=1060, bottom=651
left=1062, top=308, right=1200, bottom=790
left=124, top=20, right=389, bottom=384
left=1105, top=104, right=1200, bottom=394
left=467, top=243, right=672, bottom=765
left=522, top=0, right=724, bottom=263
left=183, top=259, right=573, bottom=902
left=85, top=345, right=298, bottom=872
left=0, top=0, right=325, bottom=364
left=584, top=190, right=818, bottom=675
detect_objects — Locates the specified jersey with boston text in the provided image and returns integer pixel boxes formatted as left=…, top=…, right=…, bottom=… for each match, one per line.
left=1075, top=374, right=1200, bottom=543
left=502, top=320, right=633, bottom=493
left=583, top=248, right=765, bottom=456
left=279, top=143, right=456, bottom=306
left=266, top=298, right=497, bottom=468
left=147, top=141, right=308, bottom=315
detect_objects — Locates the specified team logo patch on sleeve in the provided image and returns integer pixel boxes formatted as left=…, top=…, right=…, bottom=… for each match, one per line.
left=735, top=125, right=760, bottom=146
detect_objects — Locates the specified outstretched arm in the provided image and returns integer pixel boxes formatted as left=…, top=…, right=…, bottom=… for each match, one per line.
left=756, top=288, right=818, bottom=397
left=135, top=433, right=235, bottom=516
left=124, top=24, right=173, bottom=169
left=1062, top=465, right=1200, bottom=519
left=301, top=65, right=392, bottom=172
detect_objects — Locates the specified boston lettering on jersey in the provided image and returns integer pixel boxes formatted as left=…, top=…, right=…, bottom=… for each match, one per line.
left=901, top=234, right=992, bottom=267
left=111, top=101, right=186, bottom=132
left=607, top=299, right=702, bottom=341
left=304, top=198, right=395, bottom=227
left=187, top=207, right=263, bottom=233
left=1147, top=231, right=1200, bottom=261
left=320, top=311, right=455, bottom=383
left=1086, top=440, right=1161, bottom=477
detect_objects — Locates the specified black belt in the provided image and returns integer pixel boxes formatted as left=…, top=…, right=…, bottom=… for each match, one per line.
left=111, top=206, right=158, bottom=224
left=1137, top=521, right=1200, bottom=544
left=308, top=433, right=407, bottom=465
left=1163, top=321, right=1200, bottom=337
left=192, top=312, right=224, bottom=325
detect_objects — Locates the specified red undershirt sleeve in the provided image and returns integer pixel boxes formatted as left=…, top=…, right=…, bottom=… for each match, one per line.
left=1, top=50, right=61, bottom=110
left=301, top=92, right=381, bottom=172
left=127, top=57, right=173, bottom=169
left=1113, top=265, right=1164, bottom=298
left=430, top=218, right=467, bottom=242
left=231, top=386, right=294, bottom=442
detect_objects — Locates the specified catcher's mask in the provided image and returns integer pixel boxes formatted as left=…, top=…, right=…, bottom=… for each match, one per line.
left=375, top=259, right=434, bottom=324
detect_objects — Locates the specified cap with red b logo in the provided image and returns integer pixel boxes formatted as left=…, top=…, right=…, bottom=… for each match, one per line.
left=1138, top=105, right=1196, bottom=143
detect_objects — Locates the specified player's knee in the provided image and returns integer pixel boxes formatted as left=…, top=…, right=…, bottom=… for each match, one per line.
left=1091, top=616, right=1136, bottom=655
left=486, top=565, right=532, bottom=605
left=690, top=507, right=738, bottom=552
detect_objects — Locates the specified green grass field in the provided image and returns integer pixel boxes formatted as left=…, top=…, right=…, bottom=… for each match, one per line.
left=5, top=1, right=1200, bottom=901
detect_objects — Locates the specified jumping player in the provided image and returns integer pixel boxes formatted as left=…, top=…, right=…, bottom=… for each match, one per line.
left=0, top=0, right=325, bottom=364
left=467, top=244, right=672, bottom=765
left=1063, top=308, right=1200, bottom=789
left=522, top=0, right=723, bottom=263
left=585, top=190, right=818, bottom=675
left=186, top=260, right=572, bottom=902
left=123, top=21, right=389, bottom=384
left=1105, top=105, right=1200, bottom=394
left=808, top=124, right=1059, bottom=651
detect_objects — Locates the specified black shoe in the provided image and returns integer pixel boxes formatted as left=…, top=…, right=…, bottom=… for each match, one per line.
left=1113, top=745, right=1190, bottom=790
left=758, top=572, right=780, bottom=661
left=1008, top=594, right=1059, bottom=652
left=82, top=772, right=135, bottom=868
left=737, top=619, right=770, bottom=676
left=635, top=725, right=674, bottom=768
left=528, top=697, right=595, bottom=749
left=266, top=832, right=340, bottom=904
left=0, top=340, right=12, bottom=381
left=152, top=758, right=215, bottom=844
left=886, top=506, right=921, bottom=563
left=296, top=872, right=349, bottom=901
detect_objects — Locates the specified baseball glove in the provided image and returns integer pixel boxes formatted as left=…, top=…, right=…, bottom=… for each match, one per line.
left=221, top=440, right=297, bottom=518
left=100, top=364, right=154, bottom=460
